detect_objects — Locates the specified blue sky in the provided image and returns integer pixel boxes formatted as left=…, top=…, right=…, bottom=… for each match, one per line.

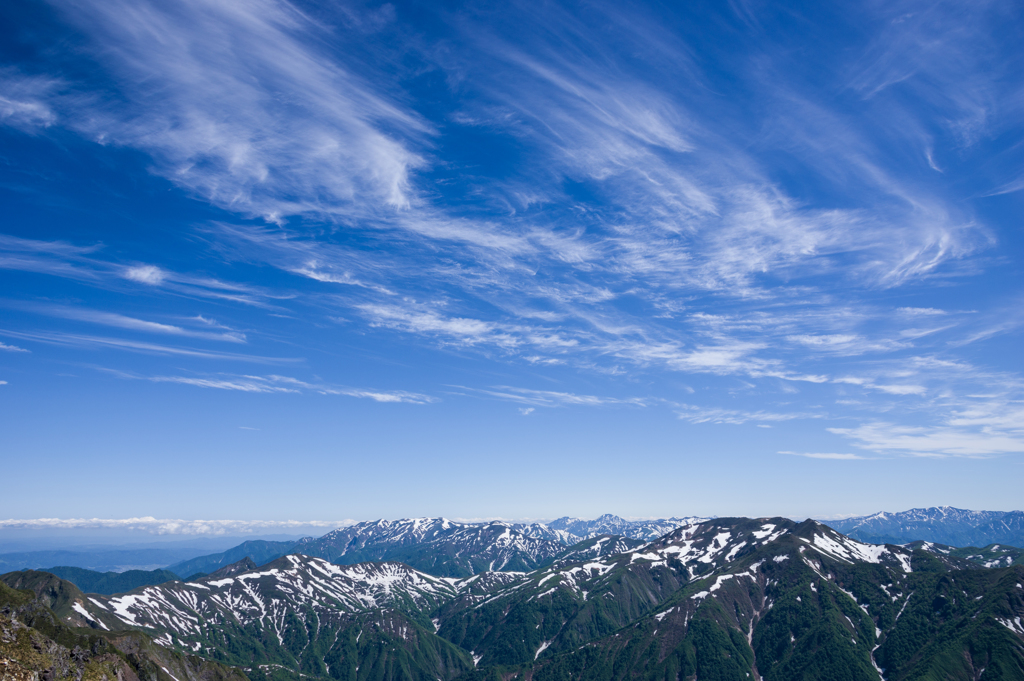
left=1, top=0, right=1022, bottom=526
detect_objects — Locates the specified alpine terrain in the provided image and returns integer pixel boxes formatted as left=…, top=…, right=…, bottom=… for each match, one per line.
left=164, top=516, right=709, bottom=580
left=825, top=507, right=1024, bottom=547
left=4, top=517, right=1023, bottom=681
left=0, top=571, right=246, bottom=681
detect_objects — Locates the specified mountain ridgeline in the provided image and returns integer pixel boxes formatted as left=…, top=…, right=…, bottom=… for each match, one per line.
left=4, top=516, right=1024, bottom=681
left=165, top=515, right=706, bottom=579
left=164, top=510, right=1024, bottom=582
left=827, top=506, right=1024, bottom=547
left=35, top=566, right=183, bottom=595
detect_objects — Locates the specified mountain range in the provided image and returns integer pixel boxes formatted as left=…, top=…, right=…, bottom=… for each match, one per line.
left=4, top=516, right=1024, bottom=681
left=4, top=509, right=1018, bottom=583
left=825, top=507, right=1024, bottom=547
left=165, top=515, right=706, bottom=579
left=9, top=510, right=1022, bottom=598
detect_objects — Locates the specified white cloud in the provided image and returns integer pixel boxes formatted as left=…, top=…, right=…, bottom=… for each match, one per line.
left=123, top=265, right=166, bottom=285
left=833, top=375, right=925, bottom=396
left=676, top=404, right=820, bottom=425
left=779, top=451, right=867, bottom=460
left=361, top=304, right=502, bottom=346
left=897, top=307, right=947, bottom=316
left=48, top=0, right=427, bottom=220
left=787, top=334, right=859, bottom=347
left=829, top=418, right=1024, bottom=458
left=873, top=384, right=926, bottom=396
left=0, top=341, right=30, bottom=352
left=0, top=69, right=59, bottom=130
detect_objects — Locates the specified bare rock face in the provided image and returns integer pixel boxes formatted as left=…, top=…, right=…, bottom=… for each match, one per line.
left=0, top=608, right=131, bottom=681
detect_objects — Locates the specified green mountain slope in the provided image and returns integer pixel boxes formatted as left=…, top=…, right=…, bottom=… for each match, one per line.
left=165, top=541, right=302, bottom=579
left=35, top=566, right=182, bottom=594
left=489, top=522, right=1024, bottom=681
left=4, top=558, right=481, bottom=681
left=912, top=541, right=1024, bottom=569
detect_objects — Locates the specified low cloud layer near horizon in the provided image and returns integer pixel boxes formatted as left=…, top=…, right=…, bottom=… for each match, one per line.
left=0, top=518, right=357, bottom=536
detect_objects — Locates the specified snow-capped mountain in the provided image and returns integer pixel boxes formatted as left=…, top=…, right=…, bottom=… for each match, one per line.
left=910, top=540, right=1024, bottom=568
left=296, top=518, right=566, bottom=576
left=547, top=513, right=712, bottom=541
left=825, top=506, right=1024, bottom=547
left=511, top=522, right=580, bottom=545
left=166, top=514, right=713, bottom=579
left=14, top=516, right=1022, bottom=681
left=84, top=556, right=472, bottom=641
left=549, top=534, right=644, bottom=563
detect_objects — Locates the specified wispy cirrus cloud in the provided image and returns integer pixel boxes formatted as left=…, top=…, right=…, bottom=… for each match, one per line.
left=9, top=303, right=247, bottom=343
left=127, top=371, right=436, bottom=404
left=0, top=329, right=298, bottom=364
left=38, top=0, right=429, bottom=221
left=833, top=377, right=927, bottom=396
left=456, top=385, right=646, bottom=408
left=0, top=69, right=60, bottom=130
left=676, top=405, right=821, bottom=426
left=0, top=234, right=285, bottom=308
left=829, top=382, right=1024, bottom=457
left=0, top=0, right=1020, bottom=490
left=442, top=1, right=990, bottom=297
left=780, top=451, right=868, bottom=461
left=830, top=421, right=1024, bottom=458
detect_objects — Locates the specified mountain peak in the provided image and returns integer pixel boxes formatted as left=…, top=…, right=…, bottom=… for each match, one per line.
left=205, top=557, right=258, bottom=579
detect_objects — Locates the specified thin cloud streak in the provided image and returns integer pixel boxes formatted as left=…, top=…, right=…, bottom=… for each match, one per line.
left=779, top=451, right=868, bottom=461
left=0, top=234, right=286, bottom=308
left=458, top=385, right=647, bottom=408
left=10, top=303, right=247, bottom=343
left=677, top=405, right=821, bottom=425
left=0, top=329, right=300, bottom=364
left=140, top=372, right=436, bottom=404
